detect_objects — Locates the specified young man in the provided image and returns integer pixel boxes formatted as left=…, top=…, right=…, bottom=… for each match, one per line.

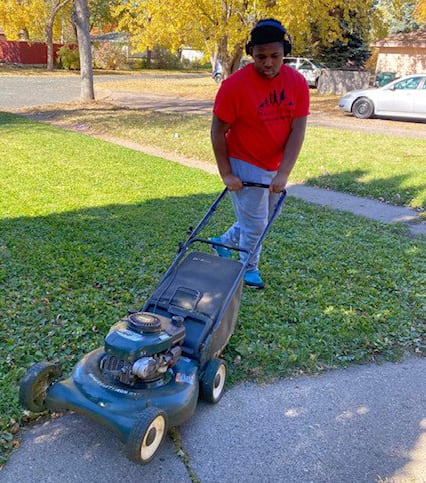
left=210, top=18, right=310, bottom=288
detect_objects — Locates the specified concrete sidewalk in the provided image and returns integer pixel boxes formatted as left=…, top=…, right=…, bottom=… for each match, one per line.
left=1, top=356, right=425, bottom=483
left=287, top=184, right=425, bottom=236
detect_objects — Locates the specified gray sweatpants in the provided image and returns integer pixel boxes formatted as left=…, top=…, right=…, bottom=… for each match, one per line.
left=219, top=157, right=281, bottom=271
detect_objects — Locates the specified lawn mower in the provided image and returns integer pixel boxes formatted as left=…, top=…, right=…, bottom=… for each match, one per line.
left=19, top=183, right=287, bottom=464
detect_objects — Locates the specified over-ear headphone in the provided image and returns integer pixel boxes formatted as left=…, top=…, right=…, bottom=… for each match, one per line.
left=245, top=19, right=292, bottom=57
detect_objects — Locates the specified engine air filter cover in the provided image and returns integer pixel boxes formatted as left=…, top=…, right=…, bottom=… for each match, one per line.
left=127, top=312, right=161, bottom=333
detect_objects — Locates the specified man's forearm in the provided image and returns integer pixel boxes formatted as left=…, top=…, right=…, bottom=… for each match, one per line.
left=211, top=116, right=232, bottom=178
left=279, top=116, right=307, bottom=177
left=212, top=141, right=232, bottom=178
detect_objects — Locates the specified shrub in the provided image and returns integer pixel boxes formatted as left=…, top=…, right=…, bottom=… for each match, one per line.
left=56, top=44, right=80, bottom=70
left=153, top=47, right=181, bottom=69
left=93, top=42, right=127, bottom=70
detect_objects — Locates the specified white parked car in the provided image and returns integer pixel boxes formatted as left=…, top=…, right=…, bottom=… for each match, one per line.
left=338, top=74, right=426, bottom=120
left=283, top=57, right=326, bottom=87
left=212, top=57, right=253, bottom=83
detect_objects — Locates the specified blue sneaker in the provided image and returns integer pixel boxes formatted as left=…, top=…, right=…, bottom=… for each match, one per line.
left=210, top=237, right=232, bottom=258
left=244, top=269, right=264, bottom=289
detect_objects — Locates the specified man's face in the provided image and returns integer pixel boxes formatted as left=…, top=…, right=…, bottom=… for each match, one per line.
left=252, top=42, right=284, bottom=79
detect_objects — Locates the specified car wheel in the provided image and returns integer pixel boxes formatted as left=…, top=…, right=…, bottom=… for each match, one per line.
left=200, top=358, right=227, bottom=404
left=213, top=73, right=223, bottom=83
left=19, top=361, right=61, bottom=412
left=125, top=407, right=167, bottom=464
left=351, top=97, right=374, bottom=119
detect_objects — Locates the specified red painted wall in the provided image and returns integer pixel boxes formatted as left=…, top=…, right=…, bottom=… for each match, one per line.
left=0, top=41, right=63, bottom=64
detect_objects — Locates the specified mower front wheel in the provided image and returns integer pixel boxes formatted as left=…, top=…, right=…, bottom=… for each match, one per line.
left=125, top=407, right=167, bottom=464
left=19, top=361, right=62, bottom=413
left=200, top=358, right=227, bottom=404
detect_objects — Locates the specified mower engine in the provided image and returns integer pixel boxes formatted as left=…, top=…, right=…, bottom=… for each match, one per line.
left=99, top=312, right=186, bottom=386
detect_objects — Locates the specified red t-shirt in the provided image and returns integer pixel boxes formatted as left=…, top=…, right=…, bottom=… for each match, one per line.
left=213, top=63, right=310, bottom=171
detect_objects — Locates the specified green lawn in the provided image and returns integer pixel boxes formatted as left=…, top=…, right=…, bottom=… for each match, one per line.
left=0, top=112, right=425, bottom=464
left=24, top=104, right=426, bottom=209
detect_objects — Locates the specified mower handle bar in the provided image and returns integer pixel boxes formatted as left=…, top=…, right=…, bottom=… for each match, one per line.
left=241, top=181, right=271, bottom=189
left=181, top=183, right=287, bottom=257
left=191, top=184, right=287, bottom=325
left=148, top=183, right=286, bottom=324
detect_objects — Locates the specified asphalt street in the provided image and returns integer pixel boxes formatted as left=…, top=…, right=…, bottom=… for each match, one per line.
left=1, top=75, right=82, bottom=109
left=0, top=73, right=140, bottom=109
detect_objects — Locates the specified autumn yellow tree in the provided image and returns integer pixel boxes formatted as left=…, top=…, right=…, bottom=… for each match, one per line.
left=0, top=0, right=73, bottom=70
left=113, top=0, right=375, bottom=78
left=0, top=1, right=34, bottom=40
left=414, top=0, right=426, bottom=22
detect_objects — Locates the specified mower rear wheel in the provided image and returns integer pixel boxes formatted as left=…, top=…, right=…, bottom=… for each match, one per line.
left=125, top=407, right=167, bottom=464
left=200, top=358, right=227, bottom=404
left=19, top=361, right=61, bottom=413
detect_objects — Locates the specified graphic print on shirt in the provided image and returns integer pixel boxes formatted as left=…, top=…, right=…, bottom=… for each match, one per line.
left=258, top=88, right=295, bottom=123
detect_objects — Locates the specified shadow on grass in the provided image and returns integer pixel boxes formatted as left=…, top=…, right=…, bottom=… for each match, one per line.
left=0, top=191, right=425, bottom=464
left=1, top=192, right=424, bottom=379
left=303, top=168, right=426, bottom=208
left=1, top=111, right=36, bottom=125
left=0, top=193, right=233, bottom=364
left=16, top=105, right=210, bottom=138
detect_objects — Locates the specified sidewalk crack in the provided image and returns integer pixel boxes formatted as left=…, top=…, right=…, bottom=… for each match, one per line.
left=169, top=427, right=201, bottom=483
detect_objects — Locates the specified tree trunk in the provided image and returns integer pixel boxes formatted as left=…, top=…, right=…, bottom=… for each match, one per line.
left=218, top=35, right=244, bottom=79
left=46, top=19, right=54, bottom=71
left=46, top=1, right=72, bottom=71
left=73, top=0, right=95, bottom=102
